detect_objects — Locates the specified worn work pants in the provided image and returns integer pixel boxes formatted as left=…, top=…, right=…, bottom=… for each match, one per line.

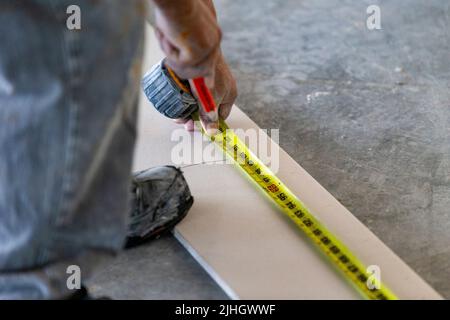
left=0, top=0, right=146, bottom=299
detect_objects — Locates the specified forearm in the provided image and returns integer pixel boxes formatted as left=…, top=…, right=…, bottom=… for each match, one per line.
left=202, top=0, right=217, bottom=18
left=150, top=0, right=222, bottom=79
left=151, top=0, right=199, bottom=18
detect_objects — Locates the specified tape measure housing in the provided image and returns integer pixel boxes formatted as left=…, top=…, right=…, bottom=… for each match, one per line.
left=141, top=59, right=198, bottom=119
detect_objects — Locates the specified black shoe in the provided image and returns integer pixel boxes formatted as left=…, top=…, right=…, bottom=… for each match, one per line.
left=125, top=166, right=194, bottom=248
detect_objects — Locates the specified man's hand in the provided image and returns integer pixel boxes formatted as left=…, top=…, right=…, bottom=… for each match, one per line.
left=175, top=53, right=237, bottom=133
left=152, top=0, right=237, bottom=134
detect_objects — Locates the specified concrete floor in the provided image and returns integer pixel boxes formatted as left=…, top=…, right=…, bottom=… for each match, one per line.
left=88, top=235, right=227, bottom=299
left=90, top=0, right=450, bottom=299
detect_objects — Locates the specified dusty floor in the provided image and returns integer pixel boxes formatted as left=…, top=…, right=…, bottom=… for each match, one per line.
left=90, top=0, right=450, bottom=299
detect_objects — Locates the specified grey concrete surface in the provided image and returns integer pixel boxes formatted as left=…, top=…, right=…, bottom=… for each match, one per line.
left=90, top=0, right=450, bottom=299
left=216, top=0, right=450, bottom=298
left=88, top=235, right=228, bottom=299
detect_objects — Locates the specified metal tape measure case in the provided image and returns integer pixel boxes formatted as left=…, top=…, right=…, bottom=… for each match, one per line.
left=141, top=59, right=198, bottom=119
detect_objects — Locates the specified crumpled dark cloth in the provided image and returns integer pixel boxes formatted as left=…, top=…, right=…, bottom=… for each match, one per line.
left=126, top=166, right=194, bottom=248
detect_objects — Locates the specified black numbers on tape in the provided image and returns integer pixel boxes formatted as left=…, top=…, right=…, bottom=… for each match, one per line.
left=347, top=264, right=358, bottom=273
left=294, top=210, right=304, bottom=218
left=339, top=255, right=349, bottom=264
left=303, top=218, right=313, bottom=227
left=358, top=274, right=368, bottom=282
left=277, top=193, right=287, bottom=201
left=286, top=202, right=296, bottom=209
left=330, top=246, right=340, bottom=254
left=377, top=293, right=387, bottom=300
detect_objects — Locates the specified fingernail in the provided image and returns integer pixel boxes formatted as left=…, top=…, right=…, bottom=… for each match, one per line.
left=206, top=123, right=219, bottom=136
left=205, top=110, right=219, bottom=122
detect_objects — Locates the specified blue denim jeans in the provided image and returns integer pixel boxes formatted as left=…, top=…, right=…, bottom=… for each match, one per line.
left=0, top=0, right=145, bottom=299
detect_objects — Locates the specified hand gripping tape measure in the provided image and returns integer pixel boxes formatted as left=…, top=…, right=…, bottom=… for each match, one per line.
left=141, top=59, right=398, bottom=300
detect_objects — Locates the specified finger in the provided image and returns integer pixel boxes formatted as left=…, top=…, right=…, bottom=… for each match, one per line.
left=203, top=68, right=216, bottom=91
left=165, top=45, right=220, bottom=80
left=174, top=118, right=195, bottom=131
left=218, top=79, right=237, bottom=120
left=199, top=107, right=219, bottom=136
left=219, top=101, right=233, bottom=120
left=184, top=119, right=195, bottom=132
left=165, top=56, right=214, bottom=80
left=154, top=28, right=179, bottom=61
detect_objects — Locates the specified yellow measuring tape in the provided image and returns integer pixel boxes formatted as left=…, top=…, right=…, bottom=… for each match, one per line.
left=193, top=112, right=398, bottom=300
